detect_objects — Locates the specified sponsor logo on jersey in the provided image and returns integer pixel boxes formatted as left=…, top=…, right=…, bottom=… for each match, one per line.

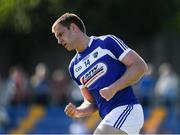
left=80, top=63, right=107, bottom=87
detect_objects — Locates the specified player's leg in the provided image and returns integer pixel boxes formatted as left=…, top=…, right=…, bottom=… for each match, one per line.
left=94, top=124, right=127, bottom=134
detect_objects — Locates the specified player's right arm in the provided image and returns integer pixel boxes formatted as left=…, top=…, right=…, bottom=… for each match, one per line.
left=64, top=87, right=97, bottom=118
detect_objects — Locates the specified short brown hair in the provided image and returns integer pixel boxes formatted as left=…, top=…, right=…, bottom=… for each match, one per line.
left=52, top=13, right=86, bottom=33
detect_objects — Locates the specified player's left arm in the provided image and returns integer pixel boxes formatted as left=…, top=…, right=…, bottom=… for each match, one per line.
left=100, top=50, right=148, bottom=101
left=65, top=87, right=97, bottom=118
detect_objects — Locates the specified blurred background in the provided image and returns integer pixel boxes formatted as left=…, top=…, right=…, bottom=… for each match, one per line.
left=0, top=0, right=180, bottom=134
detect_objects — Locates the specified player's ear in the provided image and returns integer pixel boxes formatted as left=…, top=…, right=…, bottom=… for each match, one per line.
left=70, top=23, right=78, bottom=32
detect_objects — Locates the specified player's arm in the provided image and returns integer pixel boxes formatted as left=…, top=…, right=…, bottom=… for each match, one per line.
left=65, top=87, right=97, bottom=118
left=100, top=50, right=148, bottom=101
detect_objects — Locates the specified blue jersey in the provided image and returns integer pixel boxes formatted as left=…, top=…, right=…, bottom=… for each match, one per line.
left=69, top=35, right=139, bottom=118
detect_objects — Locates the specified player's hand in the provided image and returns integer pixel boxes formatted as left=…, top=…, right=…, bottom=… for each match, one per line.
left=99, top=87, right=116, bottom=101
left=64, top=103, right=78, bottom=118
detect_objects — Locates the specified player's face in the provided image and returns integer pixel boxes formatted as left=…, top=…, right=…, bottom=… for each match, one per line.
left=54, top=23, right=77, bottom=51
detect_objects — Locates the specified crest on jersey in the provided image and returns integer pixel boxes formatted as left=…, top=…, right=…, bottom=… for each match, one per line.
left=93, top=52, right=98, bottom=58
left=80, top=62, right=107, bottom=87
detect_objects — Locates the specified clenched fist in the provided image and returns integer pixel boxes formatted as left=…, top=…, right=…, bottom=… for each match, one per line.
left=99, top=87, right=116, bottom=101
left=64, top=103, right=78, bottom=118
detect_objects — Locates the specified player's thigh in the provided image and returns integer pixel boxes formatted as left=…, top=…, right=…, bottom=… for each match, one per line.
left=94, top=124, right=127, bottom=134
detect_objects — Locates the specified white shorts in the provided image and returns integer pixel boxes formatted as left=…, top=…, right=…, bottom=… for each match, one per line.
left=100, top=104, right=144, bottom=134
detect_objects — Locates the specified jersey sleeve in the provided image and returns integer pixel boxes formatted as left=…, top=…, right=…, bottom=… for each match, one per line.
left=105, top=35, right=131, bottom=61
left=68, top=61, right=85, bottom=89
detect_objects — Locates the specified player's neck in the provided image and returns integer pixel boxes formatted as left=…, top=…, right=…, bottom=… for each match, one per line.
left=76, top=34, right=90, bottom=53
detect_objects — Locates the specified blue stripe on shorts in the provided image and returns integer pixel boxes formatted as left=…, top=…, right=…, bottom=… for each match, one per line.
left=114, top=104, right=133, bottom=129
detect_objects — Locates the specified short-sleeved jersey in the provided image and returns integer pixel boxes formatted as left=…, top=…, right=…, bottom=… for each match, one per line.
left=69, top=35, right=139, bottom=118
